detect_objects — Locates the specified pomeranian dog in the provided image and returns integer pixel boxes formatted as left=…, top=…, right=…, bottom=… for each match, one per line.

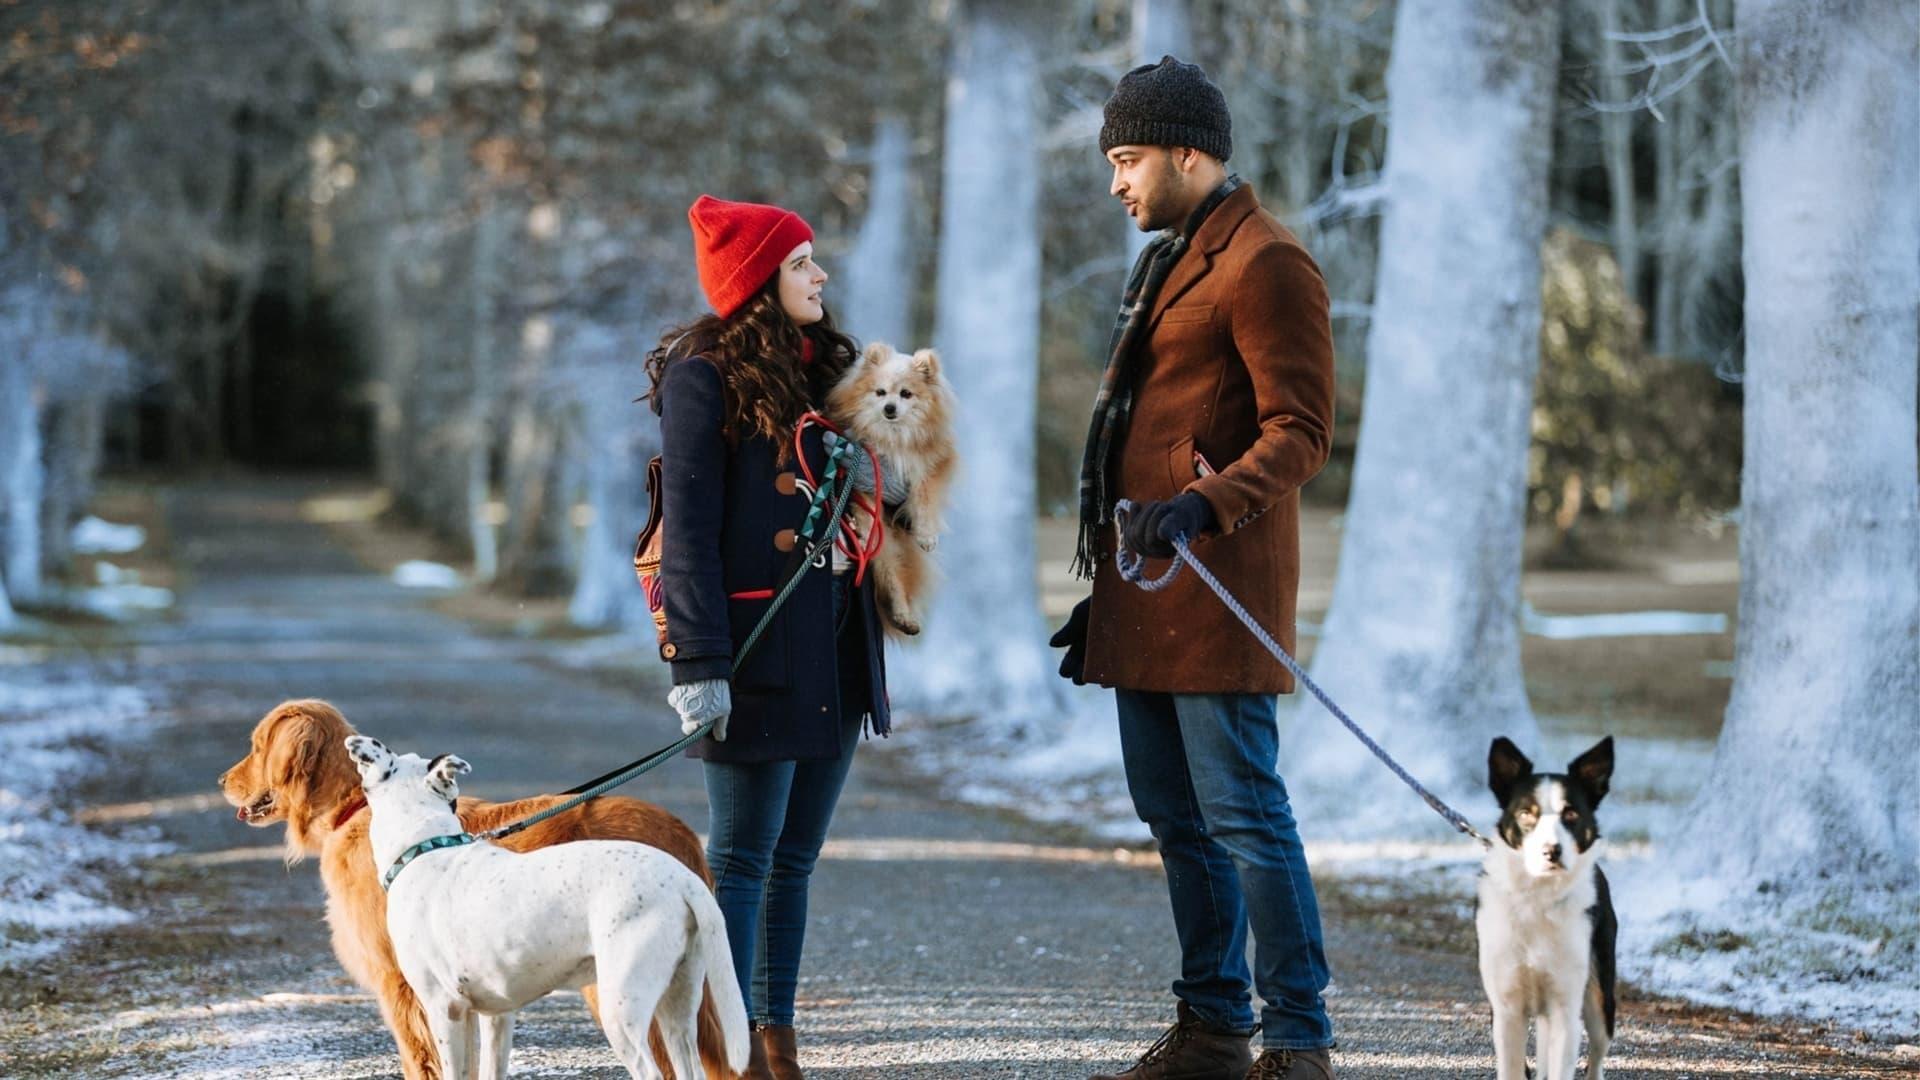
left=825, top=342, right=957, bottom=638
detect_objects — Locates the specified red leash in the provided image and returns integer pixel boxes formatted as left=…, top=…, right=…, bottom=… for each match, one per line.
left=793, top=412, right=885, bottom=584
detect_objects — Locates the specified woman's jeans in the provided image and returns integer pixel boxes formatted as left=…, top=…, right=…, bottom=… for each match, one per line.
left=1115, top=689, right=1335, bottom=1051
left=702, top=573, right=865, bottom=1026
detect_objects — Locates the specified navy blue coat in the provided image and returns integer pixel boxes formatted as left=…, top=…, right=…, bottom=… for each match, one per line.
left=656, top=355, right=890, bottom=763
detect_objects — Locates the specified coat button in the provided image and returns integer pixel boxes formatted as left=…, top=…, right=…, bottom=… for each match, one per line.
left=661, top=643, right=678, bottom=659
left=774, top=471, right=798, bottom=496
left=774, top=528, right=796, bottom=552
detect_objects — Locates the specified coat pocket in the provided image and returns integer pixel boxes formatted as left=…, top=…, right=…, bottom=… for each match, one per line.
left=727, top=594, right=791, bottom=692
left=1166, top=434, right=1199, bottom=494
left=1158, top=302, right=1214, bottom=326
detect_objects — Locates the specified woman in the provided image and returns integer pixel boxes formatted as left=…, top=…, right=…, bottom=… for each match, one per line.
left=644, top=194, right=889, bottom=1080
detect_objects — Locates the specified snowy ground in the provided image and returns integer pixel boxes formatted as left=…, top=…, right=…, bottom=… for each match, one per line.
left=886, top=515, right=1920, bottom=1046
left=889, top=706, right=1920, bottom=1043
left=0, top=660, right=166, bottom=969
left=4, top=478, right=1913, bottom=1077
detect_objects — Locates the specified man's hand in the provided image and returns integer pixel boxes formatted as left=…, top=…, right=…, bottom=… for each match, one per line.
left=1048, top=597, right=1091, bottom=685
left=668, top=678, right=732, bottom=741
left=1121, top=491, right=1216, bottom=559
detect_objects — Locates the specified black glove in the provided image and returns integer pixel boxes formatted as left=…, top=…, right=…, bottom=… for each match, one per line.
left=1121, top=491, right=1216, bottom=559
left=1048, top=597, right=1091, bottom=686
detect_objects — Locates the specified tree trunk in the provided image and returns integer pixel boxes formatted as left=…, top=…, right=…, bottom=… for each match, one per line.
left=38, top=393, right=105, bottom=584
left=566, top=361, right=653, bottom=630
left=498, top=388, right=575, bottom=597
left=841, top=113, right=915, bottom=350
left=464, top=207, right=506, bottom=584
left=1599, top=0, right=1641, bottom=305
left=898, top=0, right=1062, bottom=721
left=1125, top=0, right=1193, bottom=265
left=1681, top=0, right=1919, bottom=888
left=1286, top=0, right=1562, bottom=831
left=2, top=370, right=45, bottom=606
left=1651, top=0, right=1683, bottom=354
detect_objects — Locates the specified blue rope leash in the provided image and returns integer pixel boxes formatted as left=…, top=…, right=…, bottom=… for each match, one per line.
left=1113, top=500, right=1492, bottom=849
left=477, top=444, right=860, bottom=844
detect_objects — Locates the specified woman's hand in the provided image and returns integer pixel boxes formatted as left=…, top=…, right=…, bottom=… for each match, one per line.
left=668, top=678, right=733, bottom=741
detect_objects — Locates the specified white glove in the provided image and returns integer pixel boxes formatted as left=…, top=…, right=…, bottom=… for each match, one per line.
left=822, top=431, right=911, bottom=504
left=668, top=678, right=732, bottom=741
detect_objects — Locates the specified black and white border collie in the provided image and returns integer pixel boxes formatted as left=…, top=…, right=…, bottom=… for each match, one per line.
left=1475, top=736, right=1618, bottom=1080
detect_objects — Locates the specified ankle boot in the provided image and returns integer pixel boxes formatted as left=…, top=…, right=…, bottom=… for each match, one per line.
left=1089, top=1002, right=1253, bottom=1080
left=1246, top=1047, right=1335, bottom=1079
left=759, top=1024, right=803, bottom=1080
left=743, top=1022, right=776, bottom=1080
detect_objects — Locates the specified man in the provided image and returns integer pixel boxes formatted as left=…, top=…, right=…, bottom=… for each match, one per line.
left=1052, top=56, right=1338, bottom=1080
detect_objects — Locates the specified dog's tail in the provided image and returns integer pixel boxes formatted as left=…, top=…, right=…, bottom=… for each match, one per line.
left=687, top=886, right=750, bottom=1073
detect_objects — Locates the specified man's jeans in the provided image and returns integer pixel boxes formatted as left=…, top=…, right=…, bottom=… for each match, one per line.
left=1115, top=689, right=1335, bottom=1051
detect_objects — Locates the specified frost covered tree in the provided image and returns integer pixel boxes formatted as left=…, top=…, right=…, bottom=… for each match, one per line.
left=1, top=286, right=48, bottom=608
left=842, top=114, right=916, bottom=351
left=899, top=0, right=1064, bottom=720
left=1125, top=0, right=1192, bottom=265
left=1285, top=0, right=1562, bottom=829
left=1679, top=0, right=1919, bottom=888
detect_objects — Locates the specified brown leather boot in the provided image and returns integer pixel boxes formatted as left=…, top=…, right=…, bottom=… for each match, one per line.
left=1090, top=1003, right=1253, bottom=1080
left=1245, top=1047, right=1334, bottom=1080
left=743, top=1022, right=776, bottom=1080
left=760, top=1024, right=803, bottom=1080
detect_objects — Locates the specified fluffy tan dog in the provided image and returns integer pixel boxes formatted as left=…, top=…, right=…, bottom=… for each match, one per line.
left=825, top=342, right=957, bottom=638
left=218, top=699, right=734, bottom=1080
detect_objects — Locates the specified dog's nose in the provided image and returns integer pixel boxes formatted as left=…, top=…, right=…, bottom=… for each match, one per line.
left=1545, top=843, right=1563, bottom=865
left=883, top=403, right=898, bottom=419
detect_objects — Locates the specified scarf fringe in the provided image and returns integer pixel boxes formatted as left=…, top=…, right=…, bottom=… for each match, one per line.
left=1070, top=524, right=1099, bottom=581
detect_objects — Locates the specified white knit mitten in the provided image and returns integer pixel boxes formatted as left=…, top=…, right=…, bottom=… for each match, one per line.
left=822, top=431, right=912, bottom=504
left=667, top=678, right=732, bottom=741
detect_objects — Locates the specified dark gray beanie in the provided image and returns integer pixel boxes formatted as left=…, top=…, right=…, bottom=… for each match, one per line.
left=1099, top=55, right=1232, bottom=163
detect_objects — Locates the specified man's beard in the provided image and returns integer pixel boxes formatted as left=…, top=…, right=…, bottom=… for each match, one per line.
left=1131, top=159, right=1185, bottom=231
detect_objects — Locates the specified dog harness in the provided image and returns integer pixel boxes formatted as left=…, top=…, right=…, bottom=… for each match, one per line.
left=381, top=831, right=476, bottom=891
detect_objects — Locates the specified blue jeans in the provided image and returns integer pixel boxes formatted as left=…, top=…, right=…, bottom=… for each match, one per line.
left=703, top=573, right=864, bottom=1025
left=1115, top=689, right=1334, bottom=1051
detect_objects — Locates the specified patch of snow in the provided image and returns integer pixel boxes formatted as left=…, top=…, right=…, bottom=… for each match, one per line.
left=1521, top=603, right=1727, bottom=639
left=392, top=560, right=462, bottom=589
left=69, top=515, right=147, bottom=555
left=92, top=560, right=136, bottom=585
left=67, top=582, right=175, bottom=619
left=0, top=673, right=167, bottom=969
left=905, top=713, right=1919, bottom=1039
left=1612, top=857, right=1920, bottom=1041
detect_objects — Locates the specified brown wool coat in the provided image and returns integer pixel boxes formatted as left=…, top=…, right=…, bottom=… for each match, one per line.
left=1084, top=183, right=1335, bottom=695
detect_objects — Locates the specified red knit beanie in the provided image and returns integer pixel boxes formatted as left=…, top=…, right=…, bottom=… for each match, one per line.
left=688, top=195, right=815, bottom=319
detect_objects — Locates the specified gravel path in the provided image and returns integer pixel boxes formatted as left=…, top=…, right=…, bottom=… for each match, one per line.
left=1, top=477, right=1910, bottom=1078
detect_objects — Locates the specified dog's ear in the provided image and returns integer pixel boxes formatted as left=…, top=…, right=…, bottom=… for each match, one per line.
left=343, top=736, right=390, bottom=779
left=424, top=754, right=471, bottom=801
left=861, top=341, right=892, bottom=367
left=910, top=348, right=941, bottom=376
left=1567, top=736, right=1614, bottom=806
left=1488, top=737, right=1534, bottom=802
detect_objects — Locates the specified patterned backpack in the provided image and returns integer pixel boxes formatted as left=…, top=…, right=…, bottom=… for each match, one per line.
left=631, top=455, right=669, bottom=645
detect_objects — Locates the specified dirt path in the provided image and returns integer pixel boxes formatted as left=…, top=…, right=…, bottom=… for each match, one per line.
left=0, top=477, right=1908, bottom=1078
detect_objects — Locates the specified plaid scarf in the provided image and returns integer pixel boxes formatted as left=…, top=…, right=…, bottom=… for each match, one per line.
left=1072, top=175, right=1242, bottom=579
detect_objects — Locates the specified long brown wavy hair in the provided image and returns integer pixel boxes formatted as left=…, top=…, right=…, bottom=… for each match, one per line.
left=644, top=276, right=859, bottom=461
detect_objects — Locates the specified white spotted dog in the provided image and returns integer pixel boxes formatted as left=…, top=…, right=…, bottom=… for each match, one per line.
left=345, top=736, right=749, bottom=1080
left=1476, top=736, right=1618, bottom=1080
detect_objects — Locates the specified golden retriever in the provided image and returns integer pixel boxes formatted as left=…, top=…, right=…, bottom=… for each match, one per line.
left=219, top=699, right=734, bottom=1080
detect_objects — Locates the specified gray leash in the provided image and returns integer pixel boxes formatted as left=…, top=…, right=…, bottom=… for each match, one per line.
left=477, top=446, right=859, bottom=844
left=1113, top=499, right=1492, bottom=849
